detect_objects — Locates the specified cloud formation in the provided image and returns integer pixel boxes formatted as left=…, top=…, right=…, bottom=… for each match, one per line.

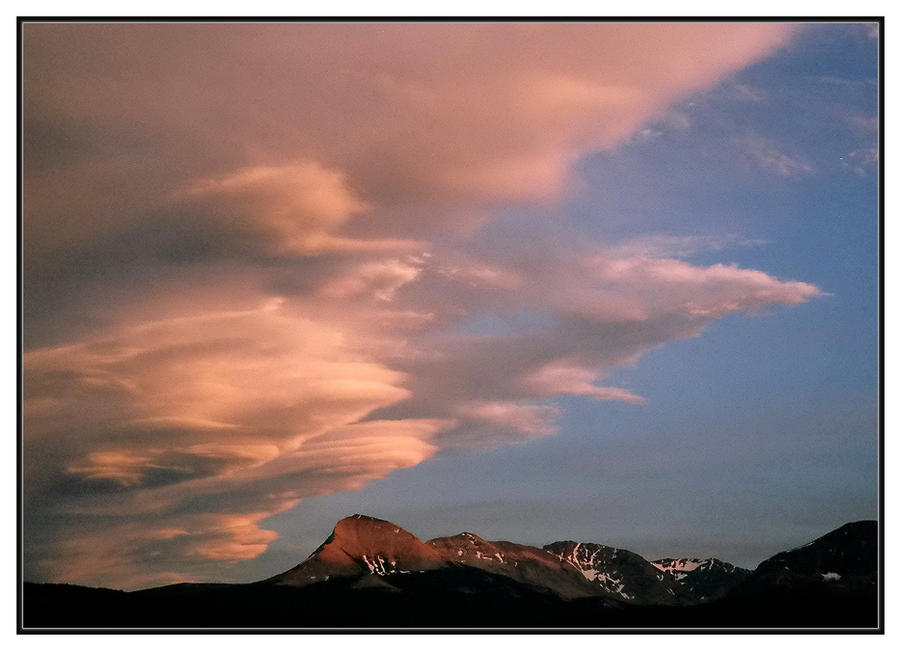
left=22, top=22, right=819, bottom=589
left=739, top=134, right=814, bottom=177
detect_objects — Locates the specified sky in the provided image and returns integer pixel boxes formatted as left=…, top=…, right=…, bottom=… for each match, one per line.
left=21, top=21, right=879, bottom=590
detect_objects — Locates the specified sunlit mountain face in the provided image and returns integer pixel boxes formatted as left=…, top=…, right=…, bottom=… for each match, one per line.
left=21, top=19, right=878, bottom=607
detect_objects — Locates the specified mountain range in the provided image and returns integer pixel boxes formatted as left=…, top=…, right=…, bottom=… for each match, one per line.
left=22, top=516, right=879, bottom=630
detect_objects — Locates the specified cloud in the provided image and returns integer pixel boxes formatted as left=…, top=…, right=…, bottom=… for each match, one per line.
left=178, top=162, right=370, bottom=254
left=587, top=256, right=820, bottom=318
left=607, top=234, right=767, bottom=259
left=730, top=82, right=767, bottom=103
left=842, top=147, right=878, bottom=177
left=738, top=135, right=814, bottom=177
left=68, top=444, right=282, bottom=487
left=21, top=22, right=813, bottom=589
left=321, top=257, right=424, bottom=302
left=846, top=114, right=878, bottom=133
left=371, top=249, right=819, bottom=450
left=25, top=303, right=412, bottom=450
left=523, top=362, right=646, bottom=404
left=22, top=22, right=794, bottom=268
left=175, top=162, right=427, bottom=257
left=456, top=401, right=563, bottom=441
left=24, top=297, right=457, bottom=587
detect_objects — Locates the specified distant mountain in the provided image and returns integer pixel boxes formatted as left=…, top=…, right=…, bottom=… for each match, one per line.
left=650, top=557, right=750, bottom=602
left=731, top=520, right=877, bottom=598
left=21, top=518, right=879, bottom=630
left=700, top=520, right=879, bottom=628
left=544, top=541, right=685, bottom=604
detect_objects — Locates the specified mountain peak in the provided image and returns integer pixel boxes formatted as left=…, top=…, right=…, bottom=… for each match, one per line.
left=272, top=515, right=447, bottom=586
left=332, top=513, right=403, bottom=539
left=344, top=513, right=383, bottom=522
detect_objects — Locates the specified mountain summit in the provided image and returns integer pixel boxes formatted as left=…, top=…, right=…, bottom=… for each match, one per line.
left=271, top=514, right=447, bottom=586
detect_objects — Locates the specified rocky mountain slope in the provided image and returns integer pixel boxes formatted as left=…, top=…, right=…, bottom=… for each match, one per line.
left=270, top=514, right=448, bottom=587
left=544, top=541, right=684, bottom=604
left=650, top=557, right=750, bottom=602
left=427, top=531, right=594, bottom=599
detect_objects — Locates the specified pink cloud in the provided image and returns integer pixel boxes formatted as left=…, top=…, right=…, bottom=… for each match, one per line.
left=321, top=258, right=425, bottom=301
left=524, top=361, right=646, bottom=405
left=590, top=256, right=821, bottom=318
left=457, top=401, right=563, bottom=439
left=22, top=22, right=794, bottom=263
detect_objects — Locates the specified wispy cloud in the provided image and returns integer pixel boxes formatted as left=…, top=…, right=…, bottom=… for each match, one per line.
left=730, top=82, right=768, bottom=103
left=738, top=135, right=814, bottom=177
left=608, top=234, right=767, bottom=259
left=846, top=113, right=878, bottom=133
left=841, top=147, right=878, bottom=177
